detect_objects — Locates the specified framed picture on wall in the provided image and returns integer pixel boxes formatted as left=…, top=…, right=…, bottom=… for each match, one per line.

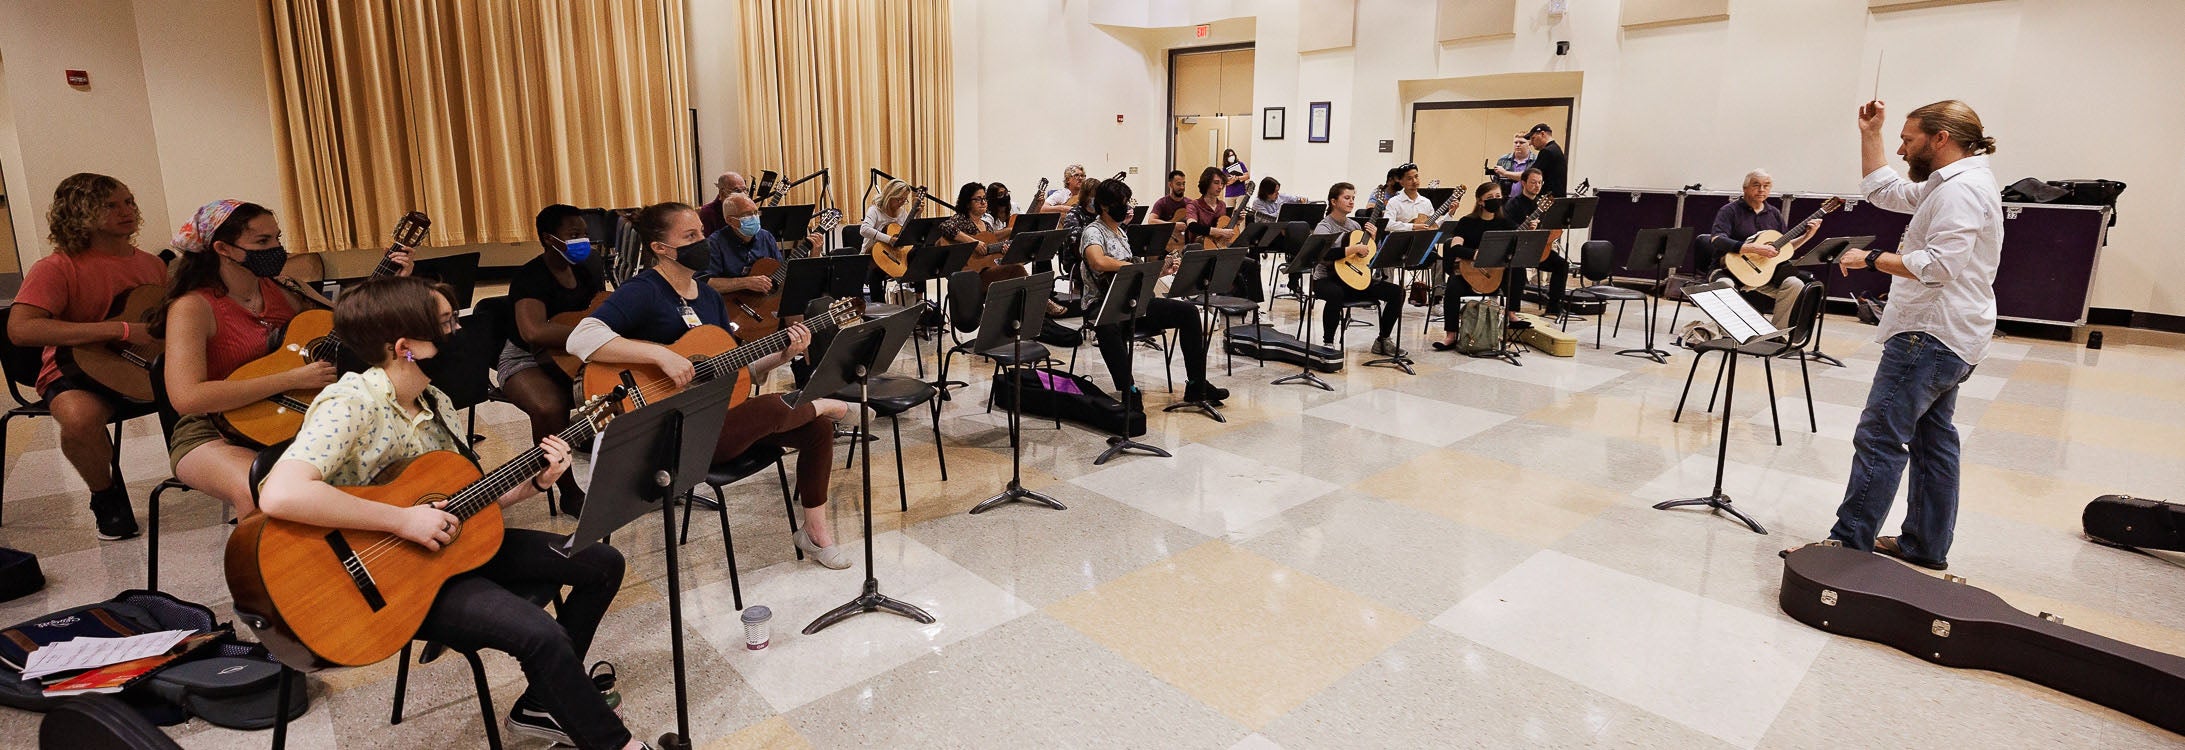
left=1308, top=101, right=1332, bottom=143
left=1263, top=107, right=1285, bottom=140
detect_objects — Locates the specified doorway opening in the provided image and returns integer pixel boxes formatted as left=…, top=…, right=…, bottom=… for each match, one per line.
left=1166, top=43, right=1253, bottom=210
left=1409, top=98, right=1573, bottom=197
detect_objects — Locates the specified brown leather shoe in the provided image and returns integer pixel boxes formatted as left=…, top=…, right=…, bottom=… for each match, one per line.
left=1874, top=536, right=1948, bottom=571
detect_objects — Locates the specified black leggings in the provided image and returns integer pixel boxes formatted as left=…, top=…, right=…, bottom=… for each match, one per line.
left=1441, top=253, right=1572, bottom=331
left=1093, top=297, right=1208, bottom=391
left=1314, top=277, right=1403, bottom=340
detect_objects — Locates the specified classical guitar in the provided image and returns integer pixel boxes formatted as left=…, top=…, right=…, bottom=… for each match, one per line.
left=541, top=291, right=613, bottom=380
left=1723, top=197, right=1844, bottom=290
left=723, top=208, right=845, bottom=339
left=1458, top=193, right=1550, bottom=296
left=1333, top=199, right=1385, bottom=291
left=870, top=187, right=928, bottom=279
left=225, top=390, right=621, bottom=670
left=580, top=298, right=863, bottom=414
left=54, top=284, right=168, bottom=404
left=215, top=212, right=431, bottom=447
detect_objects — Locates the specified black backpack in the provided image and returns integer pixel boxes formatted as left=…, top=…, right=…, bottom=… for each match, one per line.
left=0, top=590, right=307, bottom=729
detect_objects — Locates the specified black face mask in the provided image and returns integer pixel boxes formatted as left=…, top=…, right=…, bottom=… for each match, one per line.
left=665, top=239, right=711, bottom=271
left=1103, top=201, right=1128, bottom=222
left=238, top=244, right=289, bottom=278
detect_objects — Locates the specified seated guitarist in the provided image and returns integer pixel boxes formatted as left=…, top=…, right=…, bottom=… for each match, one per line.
left=1433, top=182, right=1516, bottom=351
left=701, top=193, right=785, bottom=298
left=1077, top=180, right=1229, bottom=406
left=499, top=204, right=604, bottom=513
left=938, top=182, right=1023, bottom=286
left=1311, top=183, right=1405, bottom=356
left=1501, top=168, right=1574, bottom=315
left=1185, top=166, right=1262, bottom=301
left=7, top=174, right=171, bottom=541
left=858, top=179, right=917, bottom=303
left=566, top=202, right=853, bottom=569
left=258, top=277, right=653, bottom=750
left=157, top=200, right=338, bottom=517
left=1711, top=169, right=1823, bottom=328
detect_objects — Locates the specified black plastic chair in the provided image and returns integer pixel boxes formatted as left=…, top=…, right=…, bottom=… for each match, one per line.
left=142, top=357, right=194, bottom=592
left=248, top=439, right=521, bottom=750
left=1565, top=240, right=1649, bottom=349
left=1674, top=280, right=1828, bottom=445
left=677, top=443, right=797, bottom=612
left=0, top=304, right=153, bottom=526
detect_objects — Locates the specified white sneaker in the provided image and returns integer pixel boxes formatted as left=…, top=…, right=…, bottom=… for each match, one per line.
left=793, top=529, right=853, bottom=570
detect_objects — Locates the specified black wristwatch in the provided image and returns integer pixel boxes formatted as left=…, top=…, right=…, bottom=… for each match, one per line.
left=1866, top=252, right=1895, bottom=276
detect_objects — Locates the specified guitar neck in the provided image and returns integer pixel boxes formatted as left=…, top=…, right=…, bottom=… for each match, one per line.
left=1772, top=205, right=1837, bottom=249
left=440, top=416, right=600, bottom=521
left=689, top=307, right=847, bottom=382
left=368, top=244, right=407, bottom=277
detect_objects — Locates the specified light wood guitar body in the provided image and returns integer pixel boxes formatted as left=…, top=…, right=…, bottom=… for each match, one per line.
left=55, top=284, right=168, bottom=403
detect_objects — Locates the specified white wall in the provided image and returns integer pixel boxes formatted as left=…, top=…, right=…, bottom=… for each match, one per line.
left=0, top=0, right=281, bottom=267
left=685, top=0, right=745, bottom=202
left=957, top=0, right=2185, bottom=317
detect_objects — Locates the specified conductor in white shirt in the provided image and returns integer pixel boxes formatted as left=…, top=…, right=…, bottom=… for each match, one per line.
left=1809, top=99, right=2002, bottom=571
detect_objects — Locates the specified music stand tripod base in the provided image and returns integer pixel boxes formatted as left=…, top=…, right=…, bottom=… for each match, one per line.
left=803, top=578, right=936, bottom=635
left=971, top=480, right=1068, bottom=514
left=1162, top=399, right=1225, bottom=422
left=1364, top=352, right=1415, bottom=375
left=1094, top=433, right=1172, bottom=465
left=1651, top=493, right=1767, bottom=535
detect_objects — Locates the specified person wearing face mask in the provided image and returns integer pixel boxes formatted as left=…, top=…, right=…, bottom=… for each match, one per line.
left=150, top=200, right=340, bottom=517
left=702, top=193, right=784, bottom=296
left=1077, top=180, right=1229, bottom=406
left=7, top=174, right=175, bottom=540
left=565, top=202, right=855, bottom=569
left=496, top=204, right=606, bottom=513
left=258, top=276, right=656, bottom=750
left=1433, top=182, right=1518, bottom=351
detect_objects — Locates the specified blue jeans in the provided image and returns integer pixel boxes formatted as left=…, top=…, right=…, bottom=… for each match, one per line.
left=1828, top=332, right=1974, bottom=562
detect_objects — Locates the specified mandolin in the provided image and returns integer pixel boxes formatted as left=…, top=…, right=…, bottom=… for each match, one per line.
left=54, top=284, right=169, bottom=403
left=580, top=298, right=862, bottom=414
left=215, top=212, right=430, bottom=447
left=1723, top=197, right=1844, bottom=290
left=225, top=390, right=622, bottom=670
left=870, top=188, right=928, bottom=279
left=723, top=208, right=844, bottom=339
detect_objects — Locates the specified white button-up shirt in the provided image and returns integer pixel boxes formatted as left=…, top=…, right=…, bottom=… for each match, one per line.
left=1858, top=155, right=2003, bottom=364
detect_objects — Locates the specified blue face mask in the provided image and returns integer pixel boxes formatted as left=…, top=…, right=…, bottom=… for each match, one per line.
left=738, top=215, right=763, bottom=237
left=555, top=236, right=591, bottom=264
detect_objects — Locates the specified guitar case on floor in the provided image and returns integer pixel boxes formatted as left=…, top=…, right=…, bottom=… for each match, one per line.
left=992, top=367, right=1146, bottom=438
left=1780, top=544, right=2185, bottom=736
left=1223, top=323, right=1343, bottom=373
left=2082, top=495, right=2185, bottom=552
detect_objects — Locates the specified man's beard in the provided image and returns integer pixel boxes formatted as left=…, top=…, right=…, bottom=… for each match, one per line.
left=1906, top=146, right=1935, bottom=181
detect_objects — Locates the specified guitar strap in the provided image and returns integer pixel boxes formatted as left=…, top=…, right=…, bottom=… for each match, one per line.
left=418, top=388, right=481, bottom=468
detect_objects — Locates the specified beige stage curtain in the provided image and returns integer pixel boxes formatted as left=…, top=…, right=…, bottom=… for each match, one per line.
left=736, top=0, right=954, bottom=215
left=267, top=0, right=693, bottom=253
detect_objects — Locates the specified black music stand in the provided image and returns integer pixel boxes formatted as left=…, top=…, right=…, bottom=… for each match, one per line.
left=971, top=272, right=1070, bottom=510
left=1364, top=230, right=1436, bottom=375
left=1258, top=220, right=1312, bottom=302
left=1532, top=196, right=1597, bottom=308
left=1274, top=233, right=1343, bottom=390
left=1087, top=262, right=1172, bottom=464
left=779, top=256, right=871, bottom=327
left=557, top=374, right=737, bottom=750
left=1276, top=202, right=1328, bottom=226
left=799, top=307, right=938, bottom=633
left=1000, top=229, right=1064, bottom=268
left=1122, top=222, right=1174, bottom=260
left=899, top=242, right=975, bottom=380
left=1653, top=279, right=1782, bottom=535
left=1129, top=205, right=1149, bottom=225
left=759, top=204, right=815, bottom=241
left=1161, top=248, right=1247, bottom=422
left=1010, top=212, right=1060, bottom=233
left=1787, top=235, right=1872, bottom=368
left=1618, top=227, right=1694, bottom=363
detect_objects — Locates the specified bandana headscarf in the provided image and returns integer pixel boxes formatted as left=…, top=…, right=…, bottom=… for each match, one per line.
left=173, top=199, right=245, bottom=254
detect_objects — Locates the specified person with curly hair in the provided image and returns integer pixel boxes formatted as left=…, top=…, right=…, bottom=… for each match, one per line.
left=5, top=173, right=170, bottom=540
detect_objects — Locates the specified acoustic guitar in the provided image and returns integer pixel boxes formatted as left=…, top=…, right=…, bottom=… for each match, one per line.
left=541, top=291, right=613, bottom=380
left=1332, top=200, right=1386, bottom=291
left=580, top=298, right=862, bottom=414
left=54, top=284, right=169, bottom=404
left=215, top=212, right=431, bottom=447
left=1723, top=197, right=1844, bottom=290
left=724, top=208, right=845, bottom=339
left=870, top=187, right=928, bottom=279
left=225, top=390, right=622, bottom=670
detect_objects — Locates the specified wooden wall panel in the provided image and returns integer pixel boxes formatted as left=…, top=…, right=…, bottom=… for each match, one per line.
left=1298, top=0, right=1356, bottom=52
left=1620, top=0, right=1729, bottom=30
left=1437, top=0, right=1516, bottom=43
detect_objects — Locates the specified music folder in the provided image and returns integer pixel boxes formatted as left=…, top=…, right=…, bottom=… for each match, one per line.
left=1682, top=279, right=1783, bottom=344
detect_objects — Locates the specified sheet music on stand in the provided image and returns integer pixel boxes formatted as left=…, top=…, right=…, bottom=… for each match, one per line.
left=1684, top=280, right=1781, bottom=344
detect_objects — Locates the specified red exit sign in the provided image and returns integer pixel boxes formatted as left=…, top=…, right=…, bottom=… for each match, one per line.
left=1194, top=24, right=1209, bottom=39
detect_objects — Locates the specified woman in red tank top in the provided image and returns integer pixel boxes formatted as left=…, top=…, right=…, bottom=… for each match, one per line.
left=155, top=201, right=338, bottom=515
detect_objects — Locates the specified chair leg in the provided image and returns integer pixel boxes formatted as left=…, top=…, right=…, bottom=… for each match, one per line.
left=930, top=396, right=948, bottom=481
left=678, top=490, right=695, bottom=546
left=544, top=486, right=558, bottom=518
left=882, top=415, right=906, bottom=512
left=1763, top=354, right=1782, bottom=446
left=109, top=421, right=124, bottom=490
left=146, top=484, right=162, bottom=591
left=390, top=642, right=413, bottom=724
left=1674, top=349, right=1707, bottom=422
left=1706, top=353, right=1728, bottom=413
left=0, top=413, right=12, bottom=526
left=273, top=665, right=295, bottom=749
left=464, top=650, right=504, bottom=750
left=774, top=463, right=800, bottom=546
left=714, top=484, right=741, bottom=611
left=1614, top=300, right=1629, bottom=337
left=1800, top=352, right=1818, bottom=433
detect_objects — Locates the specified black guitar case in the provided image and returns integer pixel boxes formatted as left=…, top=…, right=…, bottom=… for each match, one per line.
left=1223, top=323, right=1343, bottom=373
left=1781, top=545, right=2185, bottom=735
left=992, top=367, right=1146, bottom=438
left=39, top=695, right=183, bottom=750
left=2083, top=495, right=2185, bottom=552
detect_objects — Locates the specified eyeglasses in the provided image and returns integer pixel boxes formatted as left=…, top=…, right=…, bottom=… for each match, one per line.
left=440, top=314, right=462, bottom=335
